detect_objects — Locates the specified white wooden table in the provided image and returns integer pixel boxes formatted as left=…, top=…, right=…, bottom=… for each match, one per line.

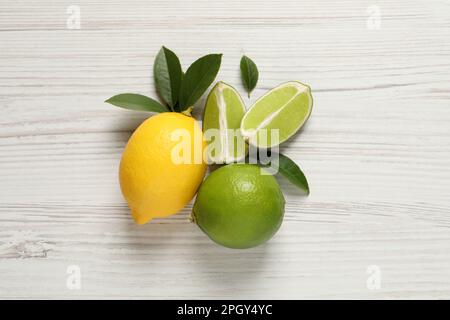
left=1, top=0, right=450, bottom=299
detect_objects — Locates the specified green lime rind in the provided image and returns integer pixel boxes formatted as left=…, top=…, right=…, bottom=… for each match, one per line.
left=240, top=81, right=313, bottom=148
left=193, top=164, right=285, bottom=249
left=203, top=82, right=248, bottom=164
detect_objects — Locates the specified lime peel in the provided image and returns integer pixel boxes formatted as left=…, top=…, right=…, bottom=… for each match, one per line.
left=193, top=164, right=285, bottom=249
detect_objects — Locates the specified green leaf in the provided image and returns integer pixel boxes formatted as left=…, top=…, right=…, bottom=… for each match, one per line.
left=153, top=46, right=183, bottom=109
left=105, top=93, right=168, bottom=113
left=276, top=153, right=310, bottom=194
left=240, top=55, right=259, bottom=97
left=179, top=54, right=222, bottom=110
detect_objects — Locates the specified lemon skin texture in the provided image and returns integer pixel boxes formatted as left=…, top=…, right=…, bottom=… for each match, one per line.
left=193, top=164, right=285, bottom=249
left=120, top=112, right=207, bottom=224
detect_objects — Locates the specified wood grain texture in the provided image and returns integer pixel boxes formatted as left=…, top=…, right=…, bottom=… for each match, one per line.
left=1, top=0, right=450, bottom=299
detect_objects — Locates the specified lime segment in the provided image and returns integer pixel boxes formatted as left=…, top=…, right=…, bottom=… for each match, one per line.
left=203, top=82, right=247, bottom=163
left=240, top=81, right=313, bottom=148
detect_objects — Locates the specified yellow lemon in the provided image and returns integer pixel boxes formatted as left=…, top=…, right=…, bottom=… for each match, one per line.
left=119, top=112, right=207, bottom=224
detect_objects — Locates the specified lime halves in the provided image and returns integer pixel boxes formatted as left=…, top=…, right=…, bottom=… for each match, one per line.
left=203, top=82, right=247, bottom=163
left=240, top=81, right=313, bottom=148
left=192, top=164, right=285, bottom=249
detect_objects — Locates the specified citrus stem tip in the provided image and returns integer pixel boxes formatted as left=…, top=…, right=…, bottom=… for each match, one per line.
left=181, top=106, right=194, bottom=116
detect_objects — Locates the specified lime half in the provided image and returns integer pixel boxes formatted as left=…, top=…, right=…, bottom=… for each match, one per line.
left=203, top=82, right=247, bottom=163
left=240, top=81, right=313, bottom=148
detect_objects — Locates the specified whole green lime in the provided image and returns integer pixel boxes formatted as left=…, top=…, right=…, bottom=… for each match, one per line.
left=192, top=164, right=285, bottom=249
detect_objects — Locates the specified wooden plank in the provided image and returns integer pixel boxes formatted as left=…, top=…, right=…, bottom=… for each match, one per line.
left=0, top=0, right=449, bottom=298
